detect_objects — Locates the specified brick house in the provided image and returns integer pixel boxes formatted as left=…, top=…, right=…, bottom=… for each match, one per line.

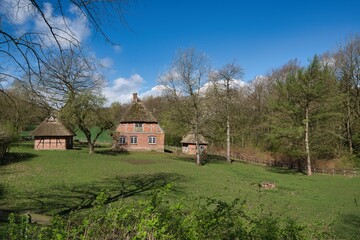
left=181, top=132, right=208, bottom=155
left=32, top=115, right=74, bottom=150
left=113, top=93, right=165, bottom=152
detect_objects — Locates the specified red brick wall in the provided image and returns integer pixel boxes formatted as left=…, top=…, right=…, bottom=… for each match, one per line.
left=182, top=143, right=207, bottom=155
left=114, top=123, right=165, bottom=152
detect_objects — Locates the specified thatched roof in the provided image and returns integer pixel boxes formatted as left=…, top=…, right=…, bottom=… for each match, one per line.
left=120, top=93, right=158, bottom=123
left=32, top=116, right=74, bottom=137
left=181, top=132, right=208, bottom=144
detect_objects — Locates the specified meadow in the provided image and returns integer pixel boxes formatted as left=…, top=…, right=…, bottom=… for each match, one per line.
left=0, top=142, right=359, bottom=238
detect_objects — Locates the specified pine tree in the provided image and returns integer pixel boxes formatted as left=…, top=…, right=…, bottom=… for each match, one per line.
left=268, top=56, right=341, bottom=175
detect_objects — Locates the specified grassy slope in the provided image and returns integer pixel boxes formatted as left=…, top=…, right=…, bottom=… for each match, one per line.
left=73, top=128, right=113, bottom=143
left=1, top=142, right=359, bottom=238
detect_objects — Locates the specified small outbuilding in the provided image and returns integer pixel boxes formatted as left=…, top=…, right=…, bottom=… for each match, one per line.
left=181, top=132, right=208, bottom=155
left=32, top=115, right=74, bottom=150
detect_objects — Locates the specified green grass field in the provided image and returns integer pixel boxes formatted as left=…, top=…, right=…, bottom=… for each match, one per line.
left=73, top=127, right=113, bottom=143
left=1, top=142, right=359, bottom=238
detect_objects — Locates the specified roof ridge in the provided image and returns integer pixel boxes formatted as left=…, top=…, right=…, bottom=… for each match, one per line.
left=181, top=132, right=208, bottom=144
left=120, top=94, right=158, bottom=123
left=32, top=116, right=75, bottom=136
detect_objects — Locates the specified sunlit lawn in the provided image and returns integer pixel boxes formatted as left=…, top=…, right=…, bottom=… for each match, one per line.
left=1, top=142, right=359, bottom=238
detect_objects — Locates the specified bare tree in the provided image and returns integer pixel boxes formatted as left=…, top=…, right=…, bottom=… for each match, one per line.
left=334, top=35, right=360, bottom=154
left=0, top=83, right=48, bottom=133
left=0, top=0, right=129, bottom=94
left=0, top=0, right=130, bottom=154
left=209, top=61, right=244, bottom=163
left=31, top=49, right=104, bottom=109
left=160, top=48, right=210, bottom=165
left=29, top=49, right=110, bottom=154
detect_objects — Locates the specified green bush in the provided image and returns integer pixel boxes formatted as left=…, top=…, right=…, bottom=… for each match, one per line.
left=3, top=185, right=332, bottom=239
left=0, top=124, right=17, bottom=159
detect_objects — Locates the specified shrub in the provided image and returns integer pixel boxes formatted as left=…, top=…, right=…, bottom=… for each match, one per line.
left=0, top=125, right=17, bottom=159
left=2, top=185, right=332, bottom=239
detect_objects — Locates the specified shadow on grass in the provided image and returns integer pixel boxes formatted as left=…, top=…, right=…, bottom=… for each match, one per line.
left=73, top=141, right=111, bottom=149
left=0, top=184, right=5, bottom=201
left=11, top=141, right=34, bottom=149
left=0, top=152, right=37, bottom=166
left=336, top=212, right=360, bottom=239
left=11, top=173, right=184, bottom=216
left=265, top=166, right=305, bottom=175
left=169, top=153, right=196, bottom=163
left=169, top=153, right=227, bottom=165
left=205, top=154, right=228, bottom=164
left=96, top=149, right=130, bottom=156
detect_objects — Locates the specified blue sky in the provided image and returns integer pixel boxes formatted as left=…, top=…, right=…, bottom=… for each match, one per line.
left=2, top=0, right=360, bottom=103
left=91, top=0, right=360, bottom=103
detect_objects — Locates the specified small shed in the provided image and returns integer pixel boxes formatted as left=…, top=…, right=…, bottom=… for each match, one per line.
left=181, top=133, right=208, bottom=155
left=32, top=116, right=74, bottom=150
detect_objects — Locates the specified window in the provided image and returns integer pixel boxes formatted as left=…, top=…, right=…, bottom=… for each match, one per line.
left=130, top=136, right=138, bottom=144
left=118, top=136, right=126, bottom=144
left=135, top=123, right=143, bottom=132
left=148, top=136, right=156, bottom=144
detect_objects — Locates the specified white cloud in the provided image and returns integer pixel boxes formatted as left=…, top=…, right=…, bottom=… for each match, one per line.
left=201, top=79, right=247, bottom=93
left=33, top=3, right=91, bottom=47
left=140, top=85, right=166, bottom=98
left=103, top=74, right=145, bottom=104
left=252, top=75, right=268, bottom=84
left=321, top=56, right=336, bottom=68
left=113, top=45, right=123, bottom=53
left=1, top=1, right=91, bottom=48
left=99, top=57, right=114, bottom=68
left=0, top=0, right=34, bottom=25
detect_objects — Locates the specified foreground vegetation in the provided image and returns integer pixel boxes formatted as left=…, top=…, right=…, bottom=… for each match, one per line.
left=0, top=142, right=359, bottom=238
left=4, top=185, right=329, bottom=239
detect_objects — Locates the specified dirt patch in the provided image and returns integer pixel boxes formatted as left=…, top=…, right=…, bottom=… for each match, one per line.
left=259, top=182, right=276, bottom=189
left=0, top=209, right=52, bottom=225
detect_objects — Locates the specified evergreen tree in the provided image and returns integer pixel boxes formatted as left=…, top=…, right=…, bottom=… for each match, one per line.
left=268, top=56, right=341, bottom=175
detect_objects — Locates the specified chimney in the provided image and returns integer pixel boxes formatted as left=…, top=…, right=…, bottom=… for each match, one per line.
left=132, top=93, right=138, bottom=102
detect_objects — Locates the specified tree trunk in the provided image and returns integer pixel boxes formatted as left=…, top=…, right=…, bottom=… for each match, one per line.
left=226, top=115, right=231, bottom=163
left=82, top=127, right=94, bottom=154
left=195, top=123, right=201, bottom=166
left=89, top=142, right=95, bottom=154
left=346, top=100, right=353, bottom=154
left=196, top=140, right=201, bottom=166
left=305, top=106, right=312, bottom=176
left=195, top=141, right=201, bottom=166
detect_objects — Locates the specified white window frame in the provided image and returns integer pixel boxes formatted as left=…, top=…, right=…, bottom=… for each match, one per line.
left=135, top=123, right=143, bottom=132
left=130, top=136, right=138, bottom=144
left=118, top=136, right=126, bottom=144
left=148, top=136, right=156, bottom=144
